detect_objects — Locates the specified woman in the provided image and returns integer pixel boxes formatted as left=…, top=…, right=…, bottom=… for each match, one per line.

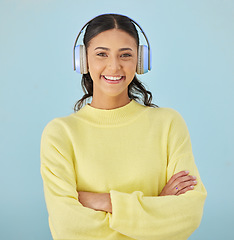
left=40, top=13, right=207, bottom=240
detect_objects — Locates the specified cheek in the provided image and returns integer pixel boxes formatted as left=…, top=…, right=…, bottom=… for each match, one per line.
left=130, top=55, right=138, bottom=69
left=88, top=58, right=103, bottom=75
left=126, top=60, right=138, bottom=74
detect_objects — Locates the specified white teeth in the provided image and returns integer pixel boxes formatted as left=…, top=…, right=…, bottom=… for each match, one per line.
left=104, top=76, right=122, bottom=80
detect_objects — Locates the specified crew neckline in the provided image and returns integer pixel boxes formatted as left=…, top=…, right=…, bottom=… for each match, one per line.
left=86, top=99, right=133, bottom=111
left=74, top=99, right=148, bottom=126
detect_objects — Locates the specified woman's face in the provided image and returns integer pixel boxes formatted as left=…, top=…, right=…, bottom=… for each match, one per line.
left=87, top=28, right=138, bottom=101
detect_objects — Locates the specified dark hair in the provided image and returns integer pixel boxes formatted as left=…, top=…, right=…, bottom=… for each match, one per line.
left=74, top=13, right=159, bottom=112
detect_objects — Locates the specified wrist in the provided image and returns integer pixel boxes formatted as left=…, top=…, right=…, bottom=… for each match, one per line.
left=100, top=193, right=112, bottom=213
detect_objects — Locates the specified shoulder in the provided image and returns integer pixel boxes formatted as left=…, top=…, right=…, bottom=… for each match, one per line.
left=143, top=106, right=190, bottom=136
left=41, top=113, right=77, bottom=139
left=146, top=106, right=185, bottom=122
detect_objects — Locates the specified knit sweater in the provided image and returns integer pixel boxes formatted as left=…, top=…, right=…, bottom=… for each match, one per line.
left=40, top=99, right=207, bottom=240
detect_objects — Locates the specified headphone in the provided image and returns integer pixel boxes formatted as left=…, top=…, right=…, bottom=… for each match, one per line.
left=73, top=14, right=152, bottom=75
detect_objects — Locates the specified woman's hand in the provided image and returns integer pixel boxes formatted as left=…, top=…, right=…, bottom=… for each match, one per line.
left=78, top=191, right=112, bottom=213
left=159, top=171, right=197, bottom=196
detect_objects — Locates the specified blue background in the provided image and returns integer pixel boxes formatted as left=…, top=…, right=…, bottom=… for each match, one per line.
left=0, top=0, right=233, bottom=239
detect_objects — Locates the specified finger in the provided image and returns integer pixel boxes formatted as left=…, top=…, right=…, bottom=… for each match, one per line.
left=176, top=185, right=195, bottom=196
left=165, top=172, right=191, bottom=195
left=172, top=175, right=196, bottom=188
left=168, top=179, right=195, bottom=196
left=175, top=179, right=197, bottom=194
left=167, top=171, right=190, bottom=185
left=175, top=180, right=197, bottom=192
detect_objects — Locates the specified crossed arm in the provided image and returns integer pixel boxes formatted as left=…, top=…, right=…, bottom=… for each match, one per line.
left=78, top=170, right=197, bottom=213
left=78, top=191, right=113, bottom=213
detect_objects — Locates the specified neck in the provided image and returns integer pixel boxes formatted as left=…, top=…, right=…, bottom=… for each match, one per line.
left=90, top=96, right=131, bottom=110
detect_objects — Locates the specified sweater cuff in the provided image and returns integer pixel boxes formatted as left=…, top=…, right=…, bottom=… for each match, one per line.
left=109, top=190, right=143, bottom=230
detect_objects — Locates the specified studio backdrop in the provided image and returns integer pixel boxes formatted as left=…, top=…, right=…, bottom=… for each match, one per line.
left=0, top=0, right=233, bottom=239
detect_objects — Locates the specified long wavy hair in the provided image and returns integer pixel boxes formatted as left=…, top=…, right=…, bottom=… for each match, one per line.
left=74, top=14, right=159, bottom=112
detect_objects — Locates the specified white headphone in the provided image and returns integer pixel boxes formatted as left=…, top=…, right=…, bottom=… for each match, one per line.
left=73, top=14, right=152, bottom=75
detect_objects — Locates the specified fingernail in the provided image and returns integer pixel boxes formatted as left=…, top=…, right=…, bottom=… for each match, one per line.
left=192, top=176, right=196, bottom=179
left=193, top=181, right=197, bottom=184
left=185, top=171, right=189, bottom=174
left=191, top=186, right=194, bottom=189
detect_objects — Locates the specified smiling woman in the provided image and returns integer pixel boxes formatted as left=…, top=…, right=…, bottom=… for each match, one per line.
left=73, top=13, right=156, bottom=111
left=40, top=13, right=207, bottom=240
left=87, top=28, right=138, bottom=109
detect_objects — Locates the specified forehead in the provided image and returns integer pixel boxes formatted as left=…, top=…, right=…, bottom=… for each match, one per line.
left=88, top=29, right=137, bottom=49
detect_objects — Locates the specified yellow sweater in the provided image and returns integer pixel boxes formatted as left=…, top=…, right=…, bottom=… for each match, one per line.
left=40, top=99, right=207, bottom=240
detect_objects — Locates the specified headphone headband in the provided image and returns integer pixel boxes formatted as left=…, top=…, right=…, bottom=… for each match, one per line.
left=73, top=14, right=151, bottom=73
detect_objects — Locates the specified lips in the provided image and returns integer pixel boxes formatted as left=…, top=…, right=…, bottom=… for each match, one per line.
left=102, top=75, right=125, bottom=84
left=103, top=75, right=124, bottom=80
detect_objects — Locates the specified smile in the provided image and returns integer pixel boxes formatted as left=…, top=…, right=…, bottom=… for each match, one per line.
left=102, top=75, right=125, bottom=84
left=103, top=75, right=124, bottom=80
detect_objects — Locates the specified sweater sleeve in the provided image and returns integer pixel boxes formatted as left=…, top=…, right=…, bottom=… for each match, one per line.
left=108, top=110, right=207, bottom=240
left=40, top=119, right=111, bottom=239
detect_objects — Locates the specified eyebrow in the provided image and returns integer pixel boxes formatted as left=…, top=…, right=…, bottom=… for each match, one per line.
left=94, top=47, right=133, bottom=51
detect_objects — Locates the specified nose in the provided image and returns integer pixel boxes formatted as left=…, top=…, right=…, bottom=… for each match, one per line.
left=107, top=56, right=121, bottom=72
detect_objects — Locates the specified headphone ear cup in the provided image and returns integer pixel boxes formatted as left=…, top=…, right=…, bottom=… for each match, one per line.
left=80, top=45, right=88, bottom=74
left=137, top=45, right=149, bottom=74
left=74, top=45, right=88, bottom=74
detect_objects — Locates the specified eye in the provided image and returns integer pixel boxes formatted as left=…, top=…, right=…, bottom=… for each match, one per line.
left=121, top=53, right=132, bottom=58
left=97, top=52, right=108, bottom=57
